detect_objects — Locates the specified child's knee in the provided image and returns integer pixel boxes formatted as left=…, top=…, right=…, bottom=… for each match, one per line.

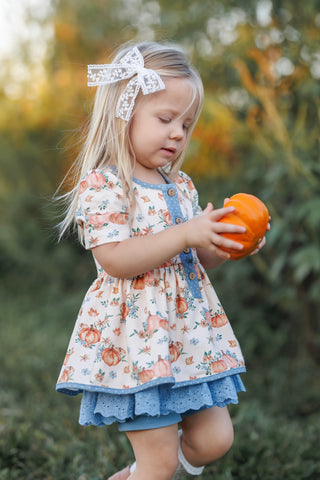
left=207, top=421, right=234, bottom=459
left=183, top=420, right=234, bottom=463
left=216, top=421, right=234, bottom=455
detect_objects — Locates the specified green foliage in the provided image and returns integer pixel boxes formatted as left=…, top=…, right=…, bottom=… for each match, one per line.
left=1, top=0, right=320, bottom=477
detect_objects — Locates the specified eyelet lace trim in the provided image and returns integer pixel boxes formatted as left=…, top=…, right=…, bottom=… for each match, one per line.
left=79, top=374, right=245, bottom=426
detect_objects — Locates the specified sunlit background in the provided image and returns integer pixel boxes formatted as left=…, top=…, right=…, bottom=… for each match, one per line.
left=1, top=1, right=319, bottom=479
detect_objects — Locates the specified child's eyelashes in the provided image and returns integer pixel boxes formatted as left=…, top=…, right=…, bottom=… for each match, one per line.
left=159, top=117, right=190, bottom=130
left=159, top=117, right=171, bottom=124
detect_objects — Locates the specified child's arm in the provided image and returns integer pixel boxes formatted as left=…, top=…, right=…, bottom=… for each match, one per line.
left=92, top=206, right=245, bottom=278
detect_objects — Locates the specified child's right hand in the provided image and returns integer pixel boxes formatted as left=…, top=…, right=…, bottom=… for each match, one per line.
left=184, top=202, right=246, bottom=260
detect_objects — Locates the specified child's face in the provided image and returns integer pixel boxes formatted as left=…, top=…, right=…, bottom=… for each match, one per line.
left=130, top=77, right=197, bottom=179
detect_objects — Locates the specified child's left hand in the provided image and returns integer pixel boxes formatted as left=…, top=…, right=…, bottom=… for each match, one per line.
left=249, top=219, right=271, bottom=255
left=222, top=197, right=271, bottom=257
left=223, top=198, right=271, bottom=256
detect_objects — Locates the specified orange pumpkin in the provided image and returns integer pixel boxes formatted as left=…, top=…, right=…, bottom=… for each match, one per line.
left=79, top=179, right=88, bottom=194
left=159, top=318, right=169, bottom=331
left=209, top=360, right=227, bottom=374
left=86, top=171, right=106, bottom=187
left=163, top=211, right=172, bottom=225
left=176, top=296, right=188, bottom=315
left=132, top=276, right=145, bottom=290
left=139, top=369, right=155, bottom=383
left=79, top=325, right=101, bottom=346
left=109, top=212, right=129, bottom=225
left=146, top=314, right=162, bottom=335
left=169, top=343, right=180, bottom=363
left=222, top=353, right=239, bottom=368
left=211, top=313, right=228, bottom=328
left=59, top=366, right=74, bottom=383
left=88, top=213, right=109, bottom=227
left=101, top=346, right=121, bottom=366
left=120, top=302, right=130, bottom=320
left=152, top=357, right=172, bottom=377
left=218, top=193, right=269, bottom=260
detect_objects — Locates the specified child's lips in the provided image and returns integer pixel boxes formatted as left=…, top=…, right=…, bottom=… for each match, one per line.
left=161, top=147, right=177, bottom=157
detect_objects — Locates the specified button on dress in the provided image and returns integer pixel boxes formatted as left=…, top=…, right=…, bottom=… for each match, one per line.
left=56, top=167, right=246, bottom=426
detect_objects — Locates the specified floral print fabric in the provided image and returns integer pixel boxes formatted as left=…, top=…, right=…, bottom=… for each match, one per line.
left=56, top=167, right=245, bottom=398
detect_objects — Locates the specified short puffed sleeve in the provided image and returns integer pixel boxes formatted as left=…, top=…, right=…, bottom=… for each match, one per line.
left=175, top=171, right=203, bottom=217
left=75, top=169, right=131, bottom=249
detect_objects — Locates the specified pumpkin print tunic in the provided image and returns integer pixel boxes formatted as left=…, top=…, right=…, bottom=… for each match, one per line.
left=56, top=167, right=246, bottom=424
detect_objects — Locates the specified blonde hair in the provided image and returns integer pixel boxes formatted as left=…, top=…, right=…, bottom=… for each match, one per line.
left=57, top=41, right=204, bottom=239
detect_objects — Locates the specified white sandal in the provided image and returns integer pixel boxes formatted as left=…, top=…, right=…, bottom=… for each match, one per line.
left=107, top=465, right=131, bottom=480
left=172, top=430, right=204, bottom=479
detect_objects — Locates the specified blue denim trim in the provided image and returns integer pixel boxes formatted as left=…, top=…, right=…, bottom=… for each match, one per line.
left=163, top=185, right=202, bottom=299
left=117, top=401, right=234, bottom=431
left=56, top=366, right=246, bottom=396
left=132, top=176, right=174, bottom=189
left=117, top=411, right=183, bottom=431
left=132, top=176, right=202, bottom=298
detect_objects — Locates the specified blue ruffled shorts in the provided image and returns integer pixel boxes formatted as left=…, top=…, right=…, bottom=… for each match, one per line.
left=79, top=374, right=245, bottom=431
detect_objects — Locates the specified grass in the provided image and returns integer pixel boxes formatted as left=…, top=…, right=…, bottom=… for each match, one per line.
left=1, top=285, right=319, bottom=480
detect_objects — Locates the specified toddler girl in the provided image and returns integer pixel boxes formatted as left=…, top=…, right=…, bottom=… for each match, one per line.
left=56, top=41, right=266, bottom=480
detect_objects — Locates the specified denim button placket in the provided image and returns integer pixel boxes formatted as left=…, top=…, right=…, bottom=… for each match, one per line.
left=163, top=184, right=201, bottom=298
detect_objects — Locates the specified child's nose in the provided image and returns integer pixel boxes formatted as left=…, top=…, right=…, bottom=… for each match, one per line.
left=169, top=123, right=184, bottom=140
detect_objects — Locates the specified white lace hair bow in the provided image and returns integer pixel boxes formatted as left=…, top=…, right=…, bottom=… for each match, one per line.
left=87, top=46, right=166, bottom=121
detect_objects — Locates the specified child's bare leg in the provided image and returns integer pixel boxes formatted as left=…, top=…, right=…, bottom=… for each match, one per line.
left=125, top=424, right=179, bottom=480
left=107, top=407, right=232, bottom=479
left=180, top=406, right=234, bottom=468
